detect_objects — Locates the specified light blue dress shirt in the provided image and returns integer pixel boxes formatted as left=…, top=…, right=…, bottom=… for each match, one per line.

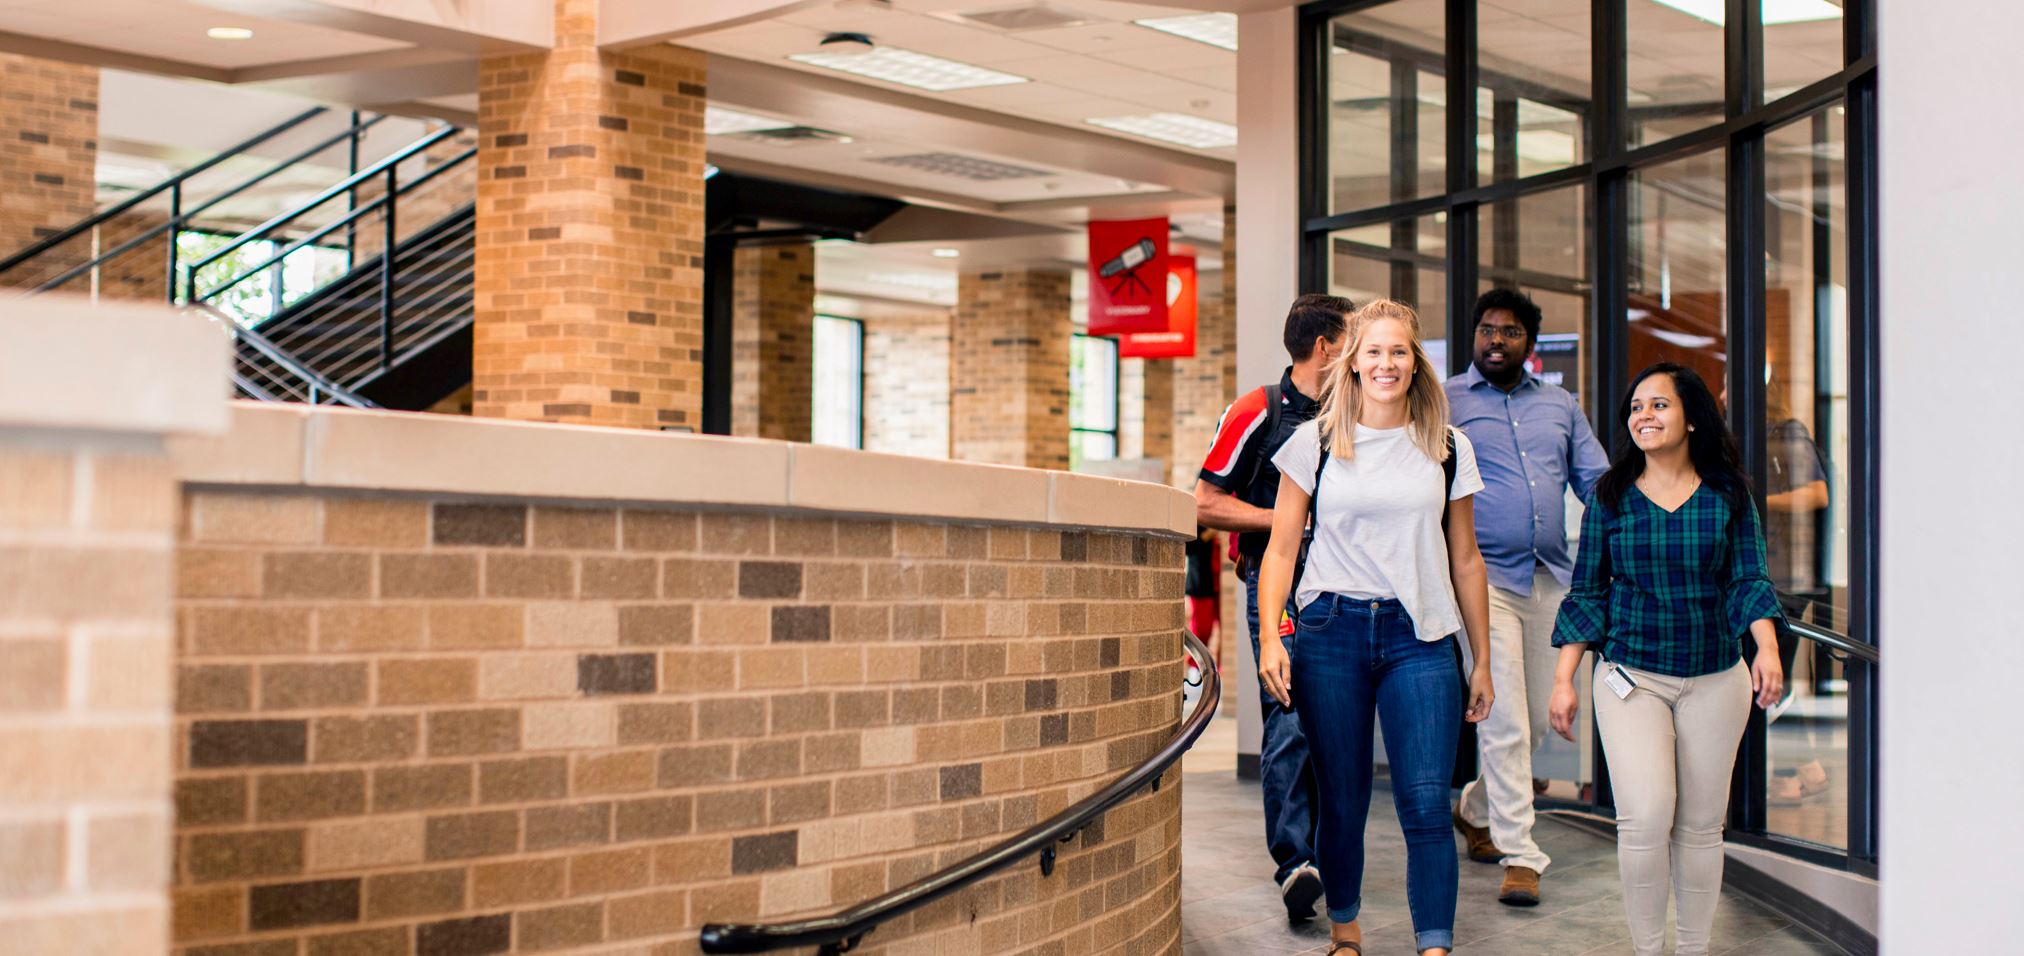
left=1444, top=365, right=1609, bottom=596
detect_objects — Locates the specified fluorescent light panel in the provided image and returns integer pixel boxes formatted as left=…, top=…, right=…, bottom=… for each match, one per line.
left=1648, top=0, right=1843, bottom=26
left=704, top=106, right=793, bottom=135
left=1086, top=113, right=1237, bottom=149
left=1133, top=13, right=1237, bottom=51
left=788, top=47, right=1027, bottom=92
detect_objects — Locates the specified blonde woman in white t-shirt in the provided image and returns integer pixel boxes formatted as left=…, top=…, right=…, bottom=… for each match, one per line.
left=1254, top=298, right=1496, bottom=956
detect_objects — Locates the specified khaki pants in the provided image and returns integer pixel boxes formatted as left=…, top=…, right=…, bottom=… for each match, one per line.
left=1456, top=567, right=1565, bottom=873
left=1594, top=658, right=1751, bottom=956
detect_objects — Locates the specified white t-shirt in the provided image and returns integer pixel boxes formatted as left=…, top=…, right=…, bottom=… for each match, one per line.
left=1271, top=419, right=1485, bottom=643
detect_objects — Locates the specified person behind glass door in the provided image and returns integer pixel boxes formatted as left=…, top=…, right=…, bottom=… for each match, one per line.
left=1443, top=289, right=1609, bottom=907
left=1254, top=299, right=1495, bottom=956
left=1193, top=294, right=1353, bottom=919
left=1547, top=363, right=1787, bottom=956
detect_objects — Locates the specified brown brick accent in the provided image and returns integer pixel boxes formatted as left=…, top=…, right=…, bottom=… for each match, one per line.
left=472, top=1, right=707, bottom=430
left=951, top=270, right=1073, bottom=469
left=171, top=489, right=1186, bottom=953
left=730, top=242, right=816, bottom=441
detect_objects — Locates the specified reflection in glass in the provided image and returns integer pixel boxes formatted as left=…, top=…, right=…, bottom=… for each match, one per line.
left=1476, top=2, right=1590, bottom=180
left=1765, top=0, right=1846, bottom=102
left=1328, top=0, right=1447, bottom=214
left=1628, top=151, right=1727, bottom=384
left=1329, top=214, right=1448, bottom=377
left=1626, top=0, right=1725, bottom=148
left=1479, top=184, right=1592, bottom=408
left=1762, top=104, right=1850, bottom=849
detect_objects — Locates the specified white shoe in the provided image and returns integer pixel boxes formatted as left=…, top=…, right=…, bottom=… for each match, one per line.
left=1280, top=862, right=1324, bottom=920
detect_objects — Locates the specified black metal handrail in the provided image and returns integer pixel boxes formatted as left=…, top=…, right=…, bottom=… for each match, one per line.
left=0, top=106, right=329, bottom=279
left=191, top=304, right=378, bottom=408
left=185, top=123, right=465, bottom=300
left=699, top=630, right=1223, bottom=955
left=1788, top=618, right=1878, bottom=665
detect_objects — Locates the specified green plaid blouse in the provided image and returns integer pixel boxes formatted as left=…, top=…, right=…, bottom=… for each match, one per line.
left=1552, top=482, right=1786, bottom=678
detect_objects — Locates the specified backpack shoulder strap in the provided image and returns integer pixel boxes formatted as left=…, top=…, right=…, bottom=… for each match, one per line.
left=1440, top=426, right=1458, bottom=533
left=1241, top=384, right=1285, bottom=495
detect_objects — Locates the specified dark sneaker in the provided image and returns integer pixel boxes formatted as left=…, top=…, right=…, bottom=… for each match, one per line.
left=1452, top=807, right=1502, bottom=864
left=1499, top=865, right=1541, bottom=906
left=1280, top=862, right=1323, bottom=920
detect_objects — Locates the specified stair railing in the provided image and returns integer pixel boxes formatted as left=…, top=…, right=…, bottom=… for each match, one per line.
left=188, top=304, right=378, bottom=408
left=184, top=123, right=475, bottom=373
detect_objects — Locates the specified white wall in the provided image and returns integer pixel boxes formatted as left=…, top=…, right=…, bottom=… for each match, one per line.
left=1878, top=0, right=2024, bottom=946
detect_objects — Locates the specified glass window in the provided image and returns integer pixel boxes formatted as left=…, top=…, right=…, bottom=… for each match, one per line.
left=1477, top=1, right=1590, bottom=180
left=1761, top=103, right=1849, bottom=850
left=1328, top=213, right=1449, bottom=377
left=180, top=231, right=348, bottom=329
left=1328, top=0, right=1448, bottom=214
left=1070, top=334, right=1119, bottom=470
left=1628, top=150, right=1727, bottom=384
left=812, top=315, right=864, bottom=449
left=1626, top=0, right=1726, bottom=148
left=1479, top=183, right=1593, bottom=406
left=1765, top=0, right=1847, bottom=102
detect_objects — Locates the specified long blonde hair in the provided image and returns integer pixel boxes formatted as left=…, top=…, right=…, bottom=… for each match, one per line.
left=1315, top=298, right=1451, bottom=463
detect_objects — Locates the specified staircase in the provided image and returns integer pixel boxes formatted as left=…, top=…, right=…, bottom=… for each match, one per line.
left=0, top=110, right=478, bottom=411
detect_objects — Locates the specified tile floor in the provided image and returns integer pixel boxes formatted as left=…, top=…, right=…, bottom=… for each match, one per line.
left=1178, top=715, right=1843, bottom=955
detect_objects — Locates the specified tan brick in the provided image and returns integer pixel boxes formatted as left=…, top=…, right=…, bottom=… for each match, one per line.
left=313, top=715, right=417, bottom=763
left=174, top=885, right=246, bottom=941
left=534, top=505, right=617, bottom=549
left=0, top=545, right=168, bottom=620
left=618, top=604, right=692, bottom=647
left=574, top=750, right=656, bottom=795
left=373, top=764, right=473, bottom=813
left=662, top=557, right=735, bottom=599
left=694, top=789, right=765, bottom=833
left=478, top=755, right=568, bottom=803
left=85, top=811, right=167, bottom=892
left=185, top=828, right=304, bottom=883
left=609, top=888, right=688, bottom=940
left=425, top=810, right=519, bottom=860
left=478, top=652, right=576, bottom=700
left=524, top=701, right=613, bottom=750
left=616, top=702, right=692, bottom=745
left=0, top=638, right=66, bottom=711
left=363, top=866, right=465, bottom=920
left=760, top=866, right=830, bottom=917
left=652, top=837, right=731, bottom=884
left=324, top=498, right=427, bottom=547
left=316, top=606, right=425, bottom=653
left=0, top=725, right=169, bottom=801
left=739, top=647, right=805, bottom=690
left=257, top=769, right=367, bottom=822
left=699, top=514, right=770, bottom=554
left=582, top=555, right=657, bottom=599
left=485, top=553, right=573, bottom=598
left=525, top=803, right=612, bottom=851
left=803, top=562, right=865, bottom=600
left=527, top=602, right=617, bottom=648
left=837, top=520, right=895, bottom=557
left=0, top=818, right=64, bottom=895
left=662, top=649, right=737, bottom=695
left=807, top=646, right=866, bottom=685
left=379, top=553, right=479, bottom=599
left=86, top=631, right=170, bottom=711
left=621, top=510, right=697, bottom=551
left=379, top=658, right=477, bottom=705
left=427, top=708, right=521, bottom=757
left=695, top=603, right=767, bottom=646
left=307, top=816, right=424, bottom=871
left=519, top=901, right=604, bottom=951
left=176, top=776, right=248, bottom=826
left=0, top=452, right=70, bottom=530
left=177, top=548, right=260, bottom=598
left=191, top=606, right=311, bottom=656
left=569, top=846, right=652, bottom=896
left=262, top=551, right=372, bottom=599
left=260, top=662, right=367, bottom=711
left=307, top=928, right=409, bottom=956
left=428, top=604, right=522, bottom=650
left=472, top=857, right=566, bottom=907
left=894, top=523, right=945, bottom=557
left=689, top=878, right=761, bottom=923
left=861, top=727, right=917, bottom=768
left=190, top=492, right=319, bottom=544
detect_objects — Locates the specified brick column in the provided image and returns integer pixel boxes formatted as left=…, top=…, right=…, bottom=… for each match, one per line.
left=863, top=310, right=951, bottom=458
left=730, top=243, right=815, bottom=441
left=951, top=269, right=1071, bottom=470
left=1121, top=358, right=1175, bottom=466
left=1171, top=207, right=1238, bottom=487
left=0, top=54, right=97, bottom=289
left=0, top=300, right=226, bottom=952
left=472, top=0, right=708, bottom=430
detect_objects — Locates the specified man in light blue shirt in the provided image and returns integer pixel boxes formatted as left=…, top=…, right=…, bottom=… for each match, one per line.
left=1443, top=289, right=1609, bottom=906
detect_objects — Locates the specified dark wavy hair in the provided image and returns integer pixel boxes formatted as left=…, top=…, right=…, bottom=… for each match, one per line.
left=1594, top=363, right=1750, bottom=512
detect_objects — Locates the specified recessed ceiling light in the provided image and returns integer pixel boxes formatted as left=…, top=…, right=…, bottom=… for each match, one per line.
left=1086, top=113, right=1237, bottom=150
left=788, top=46, right=1027, bottom=92
left=932, top=248, right=960, bottom=258
left=704, top=106, right=793, bottom=135
left=206, top=26, right=254, bottom=40
left=1133, top=13, right=1238, bottom=51
left=1648, top=0, right=1841, bottom=26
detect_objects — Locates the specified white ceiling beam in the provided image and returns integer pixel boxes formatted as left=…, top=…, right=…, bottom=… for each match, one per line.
left=708, top=55, right=1235, bottom=200
left=191, top=0, right=552, bottom=52
left=0, top=31, right=229, bottom=83
left=599, top=0, right=829, bottom=50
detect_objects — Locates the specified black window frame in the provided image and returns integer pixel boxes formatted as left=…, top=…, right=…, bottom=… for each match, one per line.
left=1298, top=0, right=1879, bottom=875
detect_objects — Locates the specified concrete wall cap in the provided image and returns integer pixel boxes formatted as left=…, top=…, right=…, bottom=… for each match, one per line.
left=0, top=297, right=230, bottom=437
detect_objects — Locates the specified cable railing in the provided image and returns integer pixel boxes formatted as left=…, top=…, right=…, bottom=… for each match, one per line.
left=187, top=304, right=377, bottom=408
left=698, top=630, right=1222, bottom=955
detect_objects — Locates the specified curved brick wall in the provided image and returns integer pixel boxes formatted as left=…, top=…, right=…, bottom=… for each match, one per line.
left=164, top=406, right=1192, bottom=956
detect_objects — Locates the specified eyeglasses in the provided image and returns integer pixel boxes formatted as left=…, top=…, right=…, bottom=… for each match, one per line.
left=1475, top=325, right=1527, bottom=342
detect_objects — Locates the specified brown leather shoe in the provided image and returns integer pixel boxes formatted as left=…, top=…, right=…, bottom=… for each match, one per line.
left=1499, top=865, right=1541, bottom=906
left=1452, top=808, right=1501, bottom=864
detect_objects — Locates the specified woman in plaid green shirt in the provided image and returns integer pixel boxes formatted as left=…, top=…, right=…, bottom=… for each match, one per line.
left=1545, top=363, right=1786, bottom=956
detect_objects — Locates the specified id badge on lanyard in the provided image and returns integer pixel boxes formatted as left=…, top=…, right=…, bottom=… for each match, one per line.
left=1600, top=657, right=1639, bottom=700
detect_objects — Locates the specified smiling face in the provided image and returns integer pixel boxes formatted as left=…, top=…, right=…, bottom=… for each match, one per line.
left=1627, top=372, right=1690, bottom=454
left=1352, top=316, right=1415, bottom=405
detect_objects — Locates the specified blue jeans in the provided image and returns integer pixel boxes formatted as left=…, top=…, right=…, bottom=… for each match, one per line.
left=1244, top=565, right=1319, bottom=885
left=1291, top=594, right=1462, bottom=953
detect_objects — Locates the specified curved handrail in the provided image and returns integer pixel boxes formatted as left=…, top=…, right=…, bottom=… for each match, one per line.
left=699, top=630, right=1223, bottom=955
left=1787, top=618, right=1878, bottom=665
left=0, top=106, right=329, bottom=278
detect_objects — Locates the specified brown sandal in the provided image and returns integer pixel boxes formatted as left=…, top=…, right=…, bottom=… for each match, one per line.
left=1326, top=942, right=1362, bottom=955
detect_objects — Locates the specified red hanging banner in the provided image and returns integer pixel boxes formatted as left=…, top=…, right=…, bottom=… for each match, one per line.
left=1087, top=217, right=1169, bottom=336
left=1119, top=252, right=1197, bottom=359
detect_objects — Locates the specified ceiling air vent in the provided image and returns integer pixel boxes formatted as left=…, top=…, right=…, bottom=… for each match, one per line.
left=945, top=3, right=1092, bottom=32
left=732, top=126, right=854, bottom=147
left=869, top=152, right=1050, bottom=182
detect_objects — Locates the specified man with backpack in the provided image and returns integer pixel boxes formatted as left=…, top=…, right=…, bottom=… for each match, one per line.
left=1193, top=293, right=1352, bottom=919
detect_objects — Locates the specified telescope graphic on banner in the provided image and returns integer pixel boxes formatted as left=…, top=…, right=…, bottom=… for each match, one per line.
left=1098, top=238, right=1158, bottom=298
left=1086, top=217, right=1169, bottom=336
